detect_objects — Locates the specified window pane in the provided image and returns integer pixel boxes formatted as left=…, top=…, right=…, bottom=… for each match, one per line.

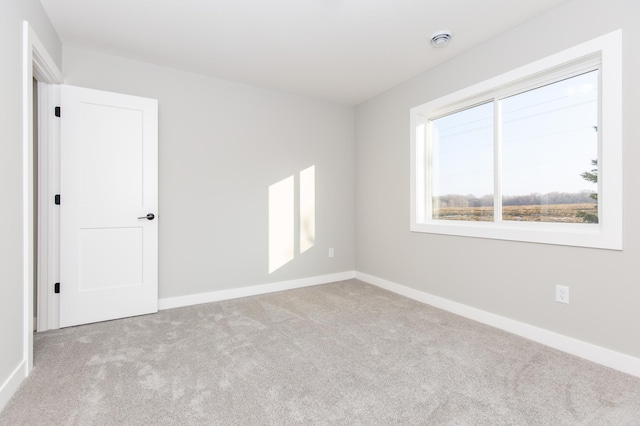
left=501, top=71, right=599, bottom=223
left=431, top=102, right=494, bottom=221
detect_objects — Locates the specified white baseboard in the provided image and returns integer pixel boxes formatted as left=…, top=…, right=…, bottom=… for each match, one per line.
left=356, top=271, right=640, bottom=379
left=0, top=360, right=26, bottom=412
left=159, top=271, right=356, bottom=310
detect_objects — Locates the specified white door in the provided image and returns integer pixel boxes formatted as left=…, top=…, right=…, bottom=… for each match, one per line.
left=59, top=85, right=158, bottom=327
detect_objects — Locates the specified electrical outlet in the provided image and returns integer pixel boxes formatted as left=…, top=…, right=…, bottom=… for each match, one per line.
left=556, top=285, right=570, bottom=304
left=328, top=248, right=334, bottom=258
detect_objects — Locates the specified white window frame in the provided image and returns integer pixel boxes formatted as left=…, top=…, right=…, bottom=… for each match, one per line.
left=410, top=30, right=622, bottom=250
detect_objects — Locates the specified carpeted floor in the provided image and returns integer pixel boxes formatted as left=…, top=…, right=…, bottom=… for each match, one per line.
left=1, top=279, right=640, bottom=425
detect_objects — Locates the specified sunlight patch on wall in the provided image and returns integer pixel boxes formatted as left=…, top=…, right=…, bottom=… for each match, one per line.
left=299, top=165, right=315, bottom=254
left=268, top=166, right=317, bottom=274
left=268, top=176, right=294, bottom=274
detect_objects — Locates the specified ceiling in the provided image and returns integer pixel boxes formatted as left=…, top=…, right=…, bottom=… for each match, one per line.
left=39, top=0, right=570, bottom=105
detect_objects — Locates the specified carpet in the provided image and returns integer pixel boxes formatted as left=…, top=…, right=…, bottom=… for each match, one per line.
left=1, top=279, right=639, bottom=425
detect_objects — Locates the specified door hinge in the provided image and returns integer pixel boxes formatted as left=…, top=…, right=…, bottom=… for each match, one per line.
left=55, top=106, right=61, bottom=117
left=54, top=194, right=61, bottom=205
left=54, top=283, right=60, bottom=294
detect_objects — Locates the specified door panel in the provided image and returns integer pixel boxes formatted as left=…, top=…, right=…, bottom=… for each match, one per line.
left=59, top=85, right=158, bottom=328
left=78, top=104, right=143, bottom=207
left=79, top=227, right=143, bottom=291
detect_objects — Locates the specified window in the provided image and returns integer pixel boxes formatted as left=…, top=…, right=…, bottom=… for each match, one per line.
left=410, top=30, right=622, bottom=249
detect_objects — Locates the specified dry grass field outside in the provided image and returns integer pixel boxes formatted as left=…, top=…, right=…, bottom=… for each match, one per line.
left=434, top=203, right=598, bottom=223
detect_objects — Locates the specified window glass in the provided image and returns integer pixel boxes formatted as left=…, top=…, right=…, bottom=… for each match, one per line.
left=501, top=71, right=599, bottom=223
left=431, top=102, right=494, bottom=221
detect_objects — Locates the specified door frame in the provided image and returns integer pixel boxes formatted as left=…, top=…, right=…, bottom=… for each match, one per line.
left=22, top=21, right=63, bottom=373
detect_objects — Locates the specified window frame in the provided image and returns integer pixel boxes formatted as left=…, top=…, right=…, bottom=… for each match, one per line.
left=410, top=30, right=622, bottom=250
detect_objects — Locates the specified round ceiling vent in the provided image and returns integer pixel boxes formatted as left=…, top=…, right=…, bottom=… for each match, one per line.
left=430, top=30, right=453, bottom=48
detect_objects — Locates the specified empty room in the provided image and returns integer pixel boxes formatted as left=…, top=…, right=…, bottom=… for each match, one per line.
left=1, top=0, right=640, bottom=423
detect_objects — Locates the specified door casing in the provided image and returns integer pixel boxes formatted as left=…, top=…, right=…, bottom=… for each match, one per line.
left=23, top=21, right=63, bottom=376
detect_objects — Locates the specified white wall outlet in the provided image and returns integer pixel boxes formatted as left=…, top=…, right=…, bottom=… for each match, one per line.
left=556, top=285, right=570, bottom=304
left=328, top=248, right=334, bottom=258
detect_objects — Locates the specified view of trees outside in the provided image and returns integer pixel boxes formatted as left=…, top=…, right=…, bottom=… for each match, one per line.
left=431, top=70, right=598, bottom=223
left=576, top=159, right=598, bottom=223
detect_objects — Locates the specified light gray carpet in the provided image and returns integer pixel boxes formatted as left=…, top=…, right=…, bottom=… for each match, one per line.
left=1, top=279, right=640, bottom=425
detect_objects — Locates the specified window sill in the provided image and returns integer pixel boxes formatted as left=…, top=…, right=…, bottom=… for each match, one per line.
left=411, top=220, right=621, bottom=250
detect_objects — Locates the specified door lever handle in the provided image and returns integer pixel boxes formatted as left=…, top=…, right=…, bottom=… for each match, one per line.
left=138, top=213, right=155, bottom=220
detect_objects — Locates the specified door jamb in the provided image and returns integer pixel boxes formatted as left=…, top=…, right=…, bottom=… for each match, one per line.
left=22, top=21, right=63, bottom=373
left=36, top=82, right=60, bottom=332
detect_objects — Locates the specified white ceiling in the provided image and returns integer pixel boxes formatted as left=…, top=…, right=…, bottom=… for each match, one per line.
left=39, top=0, right=570, bottom=105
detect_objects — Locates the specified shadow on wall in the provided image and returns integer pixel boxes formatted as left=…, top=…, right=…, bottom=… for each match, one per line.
left=268, top=165, right=316, bottom=273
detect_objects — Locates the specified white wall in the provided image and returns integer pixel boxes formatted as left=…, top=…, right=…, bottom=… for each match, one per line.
left=0, top=0, right=61, bottom=410
left=63, top=46, right=355, bottom=300
left=355, top=0, right=640, bottom=358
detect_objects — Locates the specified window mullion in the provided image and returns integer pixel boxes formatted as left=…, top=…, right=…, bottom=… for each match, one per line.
left=494, top=98, right=502, bottom=222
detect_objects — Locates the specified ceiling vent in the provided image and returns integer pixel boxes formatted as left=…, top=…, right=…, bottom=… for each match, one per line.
left=430, top=30, right=453, bottom=48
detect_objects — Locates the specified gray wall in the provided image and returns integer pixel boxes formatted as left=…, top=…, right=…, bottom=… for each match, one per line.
left=63, top=46, right=355, bottom=300
left=355, top=0, right=640, bottom=358
left=0, top=0, right=60, bottom=406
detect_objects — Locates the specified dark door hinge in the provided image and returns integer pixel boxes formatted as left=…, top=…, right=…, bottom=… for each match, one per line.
left=54, top=283, right=60, bottom=294
left=55, top=106, right=61, bottom=117
left=54, top=194, right=61, bottom=205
